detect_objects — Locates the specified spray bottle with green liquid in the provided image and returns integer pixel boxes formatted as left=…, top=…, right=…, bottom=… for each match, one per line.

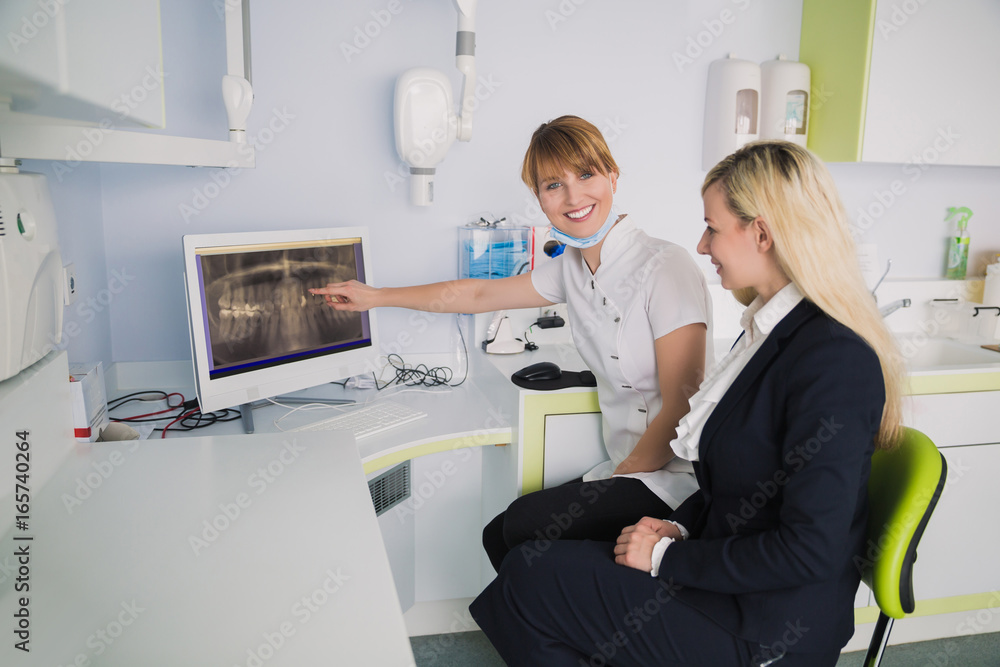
left=945, top=206, right=973, bottom=279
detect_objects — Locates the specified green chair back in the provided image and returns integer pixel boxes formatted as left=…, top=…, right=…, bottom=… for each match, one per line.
left=863, top=426, right=947, bottom=619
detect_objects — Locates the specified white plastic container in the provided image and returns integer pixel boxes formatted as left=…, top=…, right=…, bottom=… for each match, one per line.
left=760, top=55, right=810, bottom=145
left=983, top=262, right=1000, bottom=308
left=703, top=55, right=761, bottom=170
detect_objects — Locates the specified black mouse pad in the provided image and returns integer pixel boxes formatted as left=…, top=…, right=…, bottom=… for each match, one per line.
left=510, top=370, right=597, bottom=391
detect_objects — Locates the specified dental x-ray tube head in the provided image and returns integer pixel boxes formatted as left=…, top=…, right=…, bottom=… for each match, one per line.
left=394, top=68, right=456, bottom=206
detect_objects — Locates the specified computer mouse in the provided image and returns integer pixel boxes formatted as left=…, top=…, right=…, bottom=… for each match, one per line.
left=513, top=361, right=562, bottom=382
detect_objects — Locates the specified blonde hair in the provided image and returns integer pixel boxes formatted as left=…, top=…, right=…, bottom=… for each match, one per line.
left=521, top=115, right=619, bottom=195
left=703, top=141, right=903, bottom=450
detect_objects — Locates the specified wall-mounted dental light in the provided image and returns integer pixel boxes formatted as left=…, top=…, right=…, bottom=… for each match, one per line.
left=394, top=0, right=477, bottom=206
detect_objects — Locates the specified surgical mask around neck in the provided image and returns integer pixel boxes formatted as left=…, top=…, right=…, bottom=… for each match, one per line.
left=549, top=180, right=619, bottom=249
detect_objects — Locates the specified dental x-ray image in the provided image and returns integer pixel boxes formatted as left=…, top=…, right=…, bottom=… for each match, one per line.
left=199, top=244, right=365, bottom=371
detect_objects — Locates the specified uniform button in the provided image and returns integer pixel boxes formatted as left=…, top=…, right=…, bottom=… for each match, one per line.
left=610, top=355, right=618, bottom=360
left=637, top=408, right=647, bottom=413
left=622, top=385, right=631, bottom=389
left=614, top=317, right=620, bottom=323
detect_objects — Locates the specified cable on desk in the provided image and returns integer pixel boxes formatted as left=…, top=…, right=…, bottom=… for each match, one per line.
left=373, top=354, right=455, bottom=390
left=108, top=390, right=241, bottom=437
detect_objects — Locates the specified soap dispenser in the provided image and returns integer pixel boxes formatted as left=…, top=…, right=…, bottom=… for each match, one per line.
left=702, top=54, right=761, bottom=170
left=945, top=206, right=973, bottom=280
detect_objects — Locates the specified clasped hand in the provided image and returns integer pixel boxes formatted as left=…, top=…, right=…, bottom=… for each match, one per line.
left=614, top=517, right=682, bottom=573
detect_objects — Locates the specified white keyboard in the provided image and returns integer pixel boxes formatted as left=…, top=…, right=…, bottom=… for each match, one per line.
left=291, top=400, right=428, bottom=439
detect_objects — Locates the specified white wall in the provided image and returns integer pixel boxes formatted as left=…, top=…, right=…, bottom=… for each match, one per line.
left=41, top=0, right=1000, bottom=369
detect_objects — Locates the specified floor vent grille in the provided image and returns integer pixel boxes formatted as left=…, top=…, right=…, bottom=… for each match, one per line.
left=368, top=461, right=410, bottom=517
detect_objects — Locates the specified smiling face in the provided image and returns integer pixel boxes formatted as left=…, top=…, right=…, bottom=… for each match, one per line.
left=536, top=164, right=618, bottom=239
left=698, top=182, right=780, bottom=296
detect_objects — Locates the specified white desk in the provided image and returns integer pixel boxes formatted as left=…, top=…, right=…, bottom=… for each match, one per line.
left=0, top=430, right=415, bottom=666
left=110, top=356, right=515, bottom=477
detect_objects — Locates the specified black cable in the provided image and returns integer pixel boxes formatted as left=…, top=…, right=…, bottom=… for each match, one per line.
left=373, top=354, right=456, bottom=390
left=107, top=390, right=182, bottom=411
left=519, top=327, right=539, bottom=351
left=108, top=390, right=240, bottom=432
left=165, top=408, right=242, bottom=432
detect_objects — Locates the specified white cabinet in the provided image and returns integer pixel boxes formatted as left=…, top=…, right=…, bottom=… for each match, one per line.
left=862, top=0, right=1000, bottom=166
left=912, top=444, right=1000, bottom=601
left=0, top=0, right=254, bottom=168
left=0, top=0, right=164, bottom=127
left=901, top=390, right=1000, bottom=609
left=519, top=389, right=602, bottom=496
left=409, top=448, right=485, bottom=602
left=542, top=412, right=606, bottom=488
left=800, top=0, right=1000, bottom=166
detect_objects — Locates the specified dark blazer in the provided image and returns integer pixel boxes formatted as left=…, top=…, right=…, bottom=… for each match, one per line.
left=660, top=299, right=885, bottom=655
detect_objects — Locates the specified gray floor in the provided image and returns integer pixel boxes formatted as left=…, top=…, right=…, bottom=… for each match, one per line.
left=411, top=630, right=1000, bottom=666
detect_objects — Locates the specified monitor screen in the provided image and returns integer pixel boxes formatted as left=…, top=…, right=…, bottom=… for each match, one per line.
left=182, top=227, right=378, bottom=413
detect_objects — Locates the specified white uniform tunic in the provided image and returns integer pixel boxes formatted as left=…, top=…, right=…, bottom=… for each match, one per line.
left=530, top=216, right=713, bottom=508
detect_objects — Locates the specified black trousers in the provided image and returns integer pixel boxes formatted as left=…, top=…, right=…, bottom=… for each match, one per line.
left=470, top=539, right=842, bottom=667
left=482, top=476, right=673, bottom=573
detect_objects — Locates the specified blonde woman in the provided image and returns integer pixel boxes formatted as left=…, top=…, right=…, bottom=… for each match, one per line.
left=470, top=141, right=904, bottom=667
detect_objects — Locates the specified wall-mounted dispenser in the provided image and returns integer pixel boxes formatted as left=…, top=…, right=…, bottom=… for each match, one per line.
left=702, top=54, right=760, bottom=171
left=760, top=55, right=810, bottom=145
left=394, top=0, right=478, bottom=206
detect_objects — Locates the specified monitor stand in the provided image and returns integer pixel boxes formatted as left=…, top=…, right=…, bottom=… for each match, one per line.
left=239, top=396, right=355, bottom=434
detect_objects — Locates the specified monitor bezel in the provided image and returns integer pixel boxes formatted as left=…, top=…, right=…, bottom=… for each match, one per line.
left=182, top=226, right=378, bottom=414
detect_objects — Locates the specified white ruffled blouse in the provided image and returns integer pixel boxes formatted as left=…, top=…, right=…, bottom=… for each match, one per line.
left=669, top=283, right=804, bottom=463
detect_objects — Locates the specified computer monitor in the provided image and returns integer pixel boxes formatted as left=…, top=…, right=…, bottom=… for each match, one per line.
left=182, top=227, right=378, bottom=422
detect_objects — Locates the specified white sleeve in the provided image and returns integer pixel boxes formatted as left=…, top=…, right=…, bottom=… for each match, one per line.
left=529, top=254, right=567, bottom=304
left=645, top=244, right=711, bottom=340
left=649, top=537, right=674, bottom=577
left=649, top=521, right=688, bottom=577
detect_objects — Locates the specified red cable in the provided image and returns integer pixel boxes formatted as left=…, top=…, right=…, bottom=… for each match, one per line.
left=161, top=408, right=199, bottom=439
